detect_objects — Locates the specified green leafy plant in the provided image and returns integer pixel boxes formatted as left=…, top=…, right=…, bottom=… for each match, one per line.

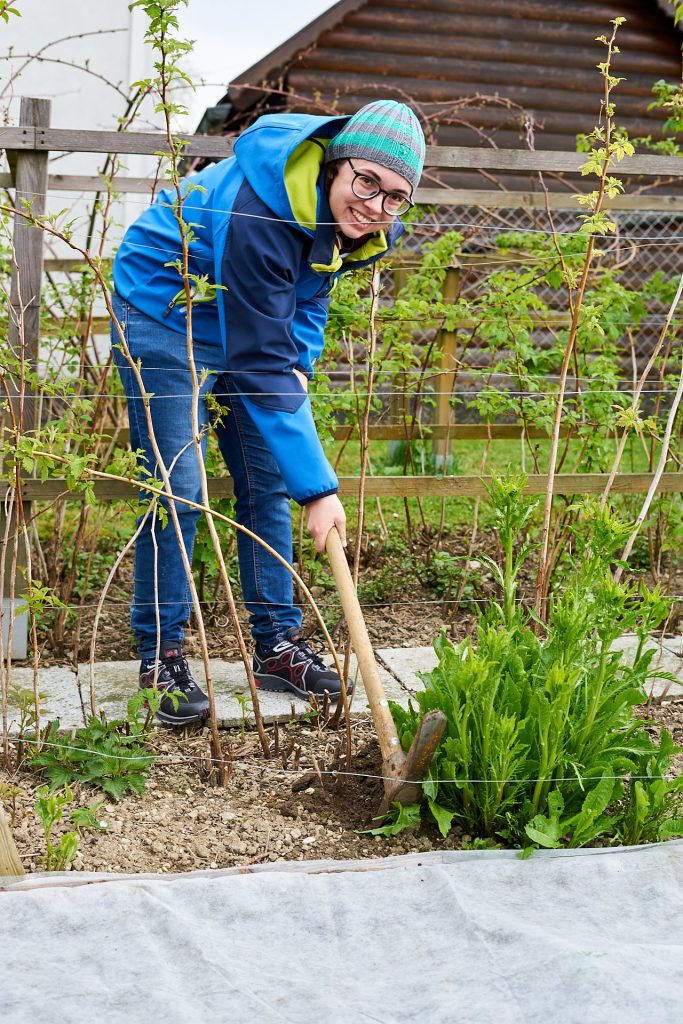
left=34, top=783, right=106, bottom=871
left=387, top=475, right=682, bottom=849
left=29, top=696, right=157, bottom=801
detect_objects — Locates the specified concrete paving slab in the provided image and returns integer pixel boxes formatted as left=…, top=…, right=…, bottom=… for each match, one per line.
left=5, top=666, right=82, bottom=729
left=659, top=636, right=683, bottom=658
left=610, top=635, right=683, bottom=699
left=78, top=654, right=401, bottom=726
left=377, top=646, right=437, bottom=694
left=5, top=633, right=679, bottom=737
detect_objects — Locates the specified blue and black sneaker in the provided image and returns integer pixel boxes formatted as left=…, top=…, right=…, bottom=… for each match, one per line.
left=253, top=627, right=348, bottom=701
left=139, top=641, right=210, bottom=725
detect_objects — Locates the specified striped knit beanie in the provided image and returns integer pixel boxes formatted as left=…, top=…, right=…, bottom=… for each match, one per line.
left=325, top=100, right=426, bottom=193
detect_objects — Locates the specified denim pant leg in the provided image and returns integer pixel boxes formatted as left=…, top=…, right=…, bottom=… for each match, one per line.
left=111, top=294, right=224, bottom=658
left=213, top=380, right=302, bottom=647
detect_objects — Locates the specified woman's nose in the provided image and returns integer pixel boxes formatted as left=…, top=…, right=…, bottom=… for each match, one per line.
left=362, top=192, right=385, bottom=216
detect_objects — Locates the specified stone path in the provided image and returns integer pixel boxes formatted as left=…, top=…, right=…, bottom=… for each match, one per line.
left=4, top=635, right=682, bottom=731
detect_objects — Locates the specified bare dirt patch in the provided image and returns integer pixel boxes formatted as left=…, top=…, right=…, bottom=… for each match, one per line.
left=4, top=698, right=682, bottom=876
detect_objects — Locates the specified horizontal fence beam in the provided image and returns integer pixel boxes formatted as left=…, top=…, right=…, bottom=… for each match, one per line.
left=98, top=423, right=563, bottom=444
left=6, top=473, right=682, bottom=503
left=0, top=127, right=235, bottom=159
left=59, top=312, right=576, bottom=334
left=415, top=188, right=683, bottom=211
left=3, top=174, right=682, bottom=212
left=3, top=125, right=683, bottom=176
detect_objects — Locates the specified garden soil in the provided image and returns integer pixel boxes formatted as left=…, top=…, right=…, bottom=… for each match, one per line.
left=3, top=699, right=682, bottom=876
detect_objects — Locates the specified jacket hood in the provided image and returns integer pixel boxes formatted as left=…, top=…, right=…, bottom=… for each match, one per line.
left=233, top=113, right=349, bottom=228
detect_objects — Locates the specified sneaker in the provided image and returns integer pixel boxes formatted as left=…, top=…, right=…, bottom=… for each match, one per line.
left=253, top=627, right=348, bottom=700
left=139, top=642, right=210, bottom=725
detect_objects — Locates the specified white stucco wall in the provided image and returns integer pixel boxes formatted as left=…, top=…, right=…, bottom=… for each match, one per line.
left=1, top=0, right=160, bottom=244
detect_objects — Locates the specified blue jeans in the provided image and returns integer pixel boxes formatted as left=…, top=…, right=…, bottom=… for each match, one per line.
left=110, top=293, right=301, bottom=658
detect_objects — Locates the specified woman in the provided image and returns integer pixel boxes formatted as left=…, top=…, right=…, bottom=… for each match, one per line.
left=111, top=100, right=425, bottom=723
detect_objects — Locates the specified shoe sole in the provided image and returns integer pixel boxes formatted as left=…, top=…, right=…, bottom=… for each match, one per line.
left=155, top=707, right=210, bottom=726
left=255, top=673, right=347, bottom=701
left=139, top=694, right=210, bottom=726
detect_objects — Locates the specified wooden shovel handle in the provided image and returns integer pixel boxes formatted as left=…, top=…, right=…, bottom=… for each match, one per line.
left=326, top=526, right=405, bottom=775
left=0, top=806, right=24, bottom=878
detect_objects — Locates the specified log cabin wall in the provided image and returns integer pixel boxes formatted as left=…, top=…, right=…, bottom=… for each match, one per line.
left=217, top=1, right=682, bottom=395
left=227, top=0, right=681, bottom=153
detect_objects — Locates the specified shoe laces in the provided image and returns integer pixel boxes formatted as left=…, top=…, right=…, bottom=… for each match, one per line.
left=161, top=652, right=196, bottom=692
left=287, top=631, right=328, bottom=671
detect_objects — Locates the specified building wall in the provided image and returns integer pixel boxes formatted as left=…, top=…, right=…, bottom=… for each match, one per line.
left=1, top=0, right=158, bottom=242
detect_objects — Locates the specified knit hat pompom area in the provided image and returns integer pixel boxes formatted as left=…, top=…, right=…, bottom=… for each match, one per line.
left=324, top=100, right=426, bottom=194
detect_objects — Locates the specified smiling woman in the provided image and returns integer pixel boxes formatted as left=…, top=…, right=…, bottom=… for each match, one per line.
left=110, top=98, right=425, bottom=720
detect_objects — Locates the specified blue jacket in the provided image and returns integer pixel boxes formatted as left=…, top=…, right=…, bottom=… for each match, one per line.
left=113, top=113, right=404, bottom=504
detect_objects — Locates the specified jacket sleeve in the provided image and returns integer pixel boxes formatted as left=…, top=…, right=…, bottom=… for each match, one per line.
left=218, top=184, right=338, bottom=505
left=292, top=297, right=330, bottom=376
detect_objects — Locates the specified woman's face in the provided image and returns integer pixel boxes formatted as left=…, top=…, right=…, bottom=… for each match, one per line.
left=327, top=158, right=412, bottom=240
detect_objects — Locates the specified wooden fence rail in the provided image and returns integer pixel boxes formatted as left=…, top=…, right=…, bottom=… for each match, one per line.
left=4, top=472, right=682, bottom=505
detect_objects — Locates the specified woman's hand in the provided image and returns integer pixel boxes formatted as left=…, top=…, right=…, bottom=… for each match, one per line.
left=305, top=494, right=346, bottom=553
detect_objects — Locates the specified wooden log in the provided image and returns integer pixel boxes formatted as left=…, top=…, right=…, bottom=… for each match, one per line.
left=298, top=47, right=662, bottom=99
left=348, top=7, right=672, bottom=52
left=4, top=126, right=683, bottom=177
left=370, top=0, right=670, bottom=34
left=0, top=126, right=234, bottom=159
left=413, top=189, right=683, bottom=212
left=288, top=68, right=638, bottom=116
left=321, top=27, right=681, bottom=77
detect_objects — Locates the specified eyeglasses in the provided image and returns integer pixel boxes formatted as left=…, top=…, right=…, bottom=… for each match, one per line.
left=347, top=159, right=414, bottom=216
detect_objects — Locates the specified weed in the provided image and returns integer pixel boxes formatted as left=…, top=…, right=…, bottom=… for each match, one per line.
left=34, top=783, right=106, bottom=871
left=29, top=696, right=157, bottom=801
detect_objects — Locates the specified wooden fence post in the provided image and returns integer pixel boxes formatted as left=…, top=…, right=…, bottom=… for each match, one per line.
left=432, top=264, right=460, bottom=469
left=1, top=97, right=51, bottom=660
left=387, top=263, right=410, bottom=464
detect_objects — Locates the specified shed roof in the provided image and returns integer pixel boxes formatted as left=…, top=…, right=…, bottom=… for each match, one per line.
left=211, top=0, right=681, bottom=151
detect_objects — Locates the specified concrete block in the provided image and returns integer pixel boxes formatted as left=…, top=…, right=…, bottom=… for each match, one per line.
left=611, top=635, right=683, bottom=699
left=5, top=665, right=82, bottom=730
left=376, top=646, right=437, bottom=695
left=1, top=598, right=28, bottom=660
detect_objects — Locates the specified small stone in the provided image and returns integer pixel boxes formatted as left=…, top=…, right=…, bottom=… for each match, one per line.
left=302, top=836, right=316, bottom=846
left=304, top=787, right=315, bottom=795
left=152, top=840, right=164, bottom=855
left=290, top=828, right=302, bottom=840
left=193, top=843, right=210, bottom=859
left=221, top=811, right=237, bottom=823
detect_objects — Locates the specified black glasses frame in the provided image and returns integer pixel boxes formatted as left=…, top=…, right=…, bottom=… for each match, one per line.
left=347, top=159, right=414, bottom=216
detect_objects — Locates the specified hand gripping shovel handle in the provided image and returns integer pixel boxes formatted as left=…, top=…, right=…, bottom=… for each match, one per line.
left=326, top=527, right=446, bottom=813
